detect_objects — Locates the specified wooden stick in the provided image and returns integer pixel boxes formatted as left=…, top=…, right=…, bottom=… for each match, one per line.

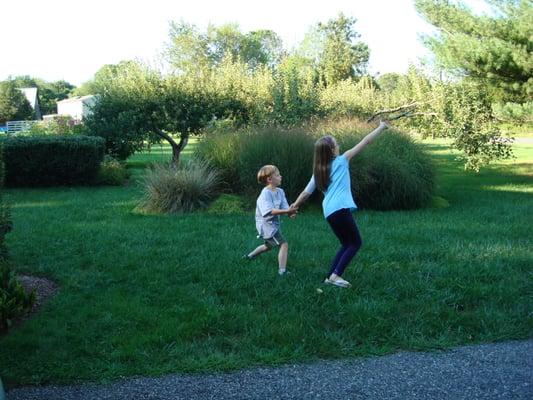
left=366, top=102, right=418, bottom=123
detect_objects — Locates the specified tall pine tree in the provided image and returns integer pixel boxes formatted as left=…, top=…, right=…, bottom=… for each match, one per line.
left=415, top=0, right=532, bottom=102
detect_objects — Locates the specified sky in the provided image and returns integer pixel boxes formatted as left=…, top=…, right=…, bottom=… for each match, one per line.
left=1, top=0, right=490, bottom=86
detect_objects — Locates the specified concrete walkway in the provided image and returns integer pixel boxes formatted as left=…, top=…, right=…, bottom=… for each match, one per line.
left=7, top=340, right=532, bottom=400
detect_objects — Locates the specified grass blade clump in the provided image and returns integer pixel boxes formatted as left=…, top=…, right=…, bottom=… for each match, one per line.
left=140, top=160, right=221, bottom=213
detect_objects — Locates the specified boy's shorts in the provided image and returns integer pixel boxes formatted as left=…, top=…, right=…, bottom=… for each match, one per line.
left=264, top=231, right=286, bottom=248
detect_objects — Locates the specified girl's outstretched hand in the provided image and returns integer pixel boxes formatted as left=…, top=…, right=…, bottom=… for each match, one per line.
left=379, top=120, right=389, bottom=129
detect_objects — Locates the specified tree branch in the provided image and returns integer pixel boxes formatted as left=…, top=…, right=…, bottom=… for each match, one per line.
left=366, top=102, right=419, bottom=122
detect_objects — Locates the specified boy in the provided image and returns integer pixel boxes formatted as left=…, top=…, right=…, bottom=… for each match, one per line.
left=243, top=165, right=297, bottom=275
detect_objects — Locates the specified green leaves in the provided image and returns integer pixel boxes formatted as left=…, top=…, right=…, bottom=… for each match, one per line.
left=415, top=0, right=532, bottom=102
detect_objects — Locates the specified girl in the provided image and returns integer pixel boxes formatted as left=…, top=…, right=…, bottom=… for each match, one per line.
left=291, top=121, right=389, bottom=288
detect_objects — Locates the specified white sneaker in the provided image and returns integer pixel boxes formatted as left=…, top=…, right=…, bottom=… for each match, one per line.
left=324, top=276, right=351, bottom=288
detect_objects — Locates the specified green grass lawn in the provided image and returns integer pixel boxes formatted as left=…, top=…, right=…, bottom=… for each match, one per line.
left=1, top=139, right=531, bottom=387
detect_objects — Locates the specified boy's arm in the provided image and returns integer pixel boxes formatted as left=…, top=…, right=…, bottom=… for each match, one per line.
left=270, top=208, right=295, bottom=216
left=342, top=120, right=388, bottom=161
left=271, top=190, right=297, bottom=216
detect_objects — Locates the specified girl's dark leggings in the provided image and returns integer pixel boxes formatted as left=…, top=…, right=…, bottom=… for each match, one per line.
left=326, top=208, right=362, bottom=277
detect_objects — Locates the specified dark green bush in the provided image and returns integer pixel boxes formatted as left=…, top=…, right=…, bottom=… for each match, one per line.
left=198, top=120, right=435, bottom=210
left=197, top=127, right=315, bottom=202
left=338, top=130, right=435, bottom=210
left=3, top=135, right=105, bottom=186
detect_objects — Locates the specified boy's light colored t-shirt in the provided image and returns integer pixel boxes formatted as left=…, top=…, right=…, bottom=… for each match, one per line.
left=304, top=155, right=357, bottom=218
left=255, top=187, right=289, bottom=239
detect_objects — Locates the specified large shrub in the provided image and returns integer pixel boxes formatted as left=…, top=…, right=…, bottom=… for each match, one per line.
left=3, top=135, right=105, bottom=186
left=339, top=131, right=435, bottom=210
left=139, top=160, right=221, bottom=214
left=195, top=131, right=241, bottom=192
left=196, top=127, right=315, bottom=202
left=198, top=119, right=435, bottom=210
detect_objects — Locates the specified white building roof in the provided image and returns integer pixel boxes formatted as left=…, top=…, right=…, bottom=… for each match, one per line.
left=19, top=87, right=38, bottom=108
left=57, top=95, right=96, bottom=104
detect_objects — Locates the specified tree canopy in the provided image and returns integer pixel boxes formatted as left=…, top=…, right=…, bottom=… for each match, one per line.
left=0, top=80, right=34, bottom=124
left=8, top=75, right=74, bottom=115
left=297, top=13, right=370, bottom=86
left=166, top=22, right=284, bottom=73
left=415, top=0, right=533, bottom=102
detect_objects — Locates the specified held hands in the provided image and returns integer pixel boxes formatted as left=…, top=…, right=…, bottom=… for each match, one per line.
left=288, top=204, right=298, bottom=219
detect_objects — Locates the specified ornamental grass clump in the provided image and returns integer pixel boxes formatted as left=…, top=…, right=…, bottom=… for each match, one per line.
left=140, top=160, right=221, bottom=214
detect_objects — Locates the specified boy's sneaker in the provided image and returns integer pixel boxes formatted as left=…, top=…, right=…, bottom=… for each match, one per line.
left=278, top=269, right=290, bottom=275
left=242, top=254, right=254, bottom=261
left=324, top=276, right=351, bottom=288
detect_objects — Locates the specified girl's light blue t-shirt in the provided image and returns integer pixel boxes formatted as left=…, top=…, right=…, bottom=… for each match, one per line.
left=304, top=155, right=357, bottom=218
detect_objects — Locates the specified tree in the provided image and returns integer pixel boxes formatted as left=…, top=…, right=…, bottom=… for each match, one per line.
left=0, top=80, right=34, bottom=124
left=315, top=13, right=370, bottom=86
left=415, top=0, right=533, bottom=102
left=370, top=67, right=513, bottom=170
left=74, top=61, right=138, bottom=96
left=166, top=21, right=284, bottom=73
left=83, top=62, right=221, bottom=165
left=9, top=75, right=75, bottom=115
left=376, top=73, right=402, bottom=92
left=37, top=80, right=75, bottom=115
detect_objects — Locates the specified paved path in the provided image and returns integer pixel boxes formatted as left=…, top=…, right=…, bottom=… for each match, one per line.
left=7, top=340, right=532, bottom=400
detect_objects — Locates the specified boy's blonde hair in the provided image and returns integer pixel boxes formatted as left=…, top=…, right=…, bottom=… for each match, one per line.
left=257, top=165, right=279, bottom=185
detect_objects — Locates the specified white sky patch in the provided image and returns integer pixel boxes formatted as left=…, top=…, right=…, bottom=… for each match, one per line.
left=0, top=0, right=488, bottom=85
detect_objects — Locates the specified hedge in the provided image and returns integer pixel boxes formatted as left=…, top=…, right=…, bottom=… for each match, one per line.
left=3, top=135, right=105, bottom=186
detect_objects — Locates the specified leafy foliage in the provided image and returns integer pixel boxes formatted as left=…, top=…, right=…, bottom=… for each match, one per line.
left=316, top=13, right=370, bottom=85
left=166, top=22, right=284, bottom=73
left=340, top=131, right=435, bottom=210
left=271, top=56, right=321, bottom=124
left=197, top=127, right=315, bottom=202
left=415, top=0, right=532, bottom=102
left=379, top=68, right=514, bottom=170
left=0, top=80, right=33, bottom=124
left=492, top=101, right=533, bottom=124
left=3, top=135, right=105, bottom=186
left=319, top=76, right=379, bottom=117
left=95, top=156, right=130, bottom=186
left=8, top=75, right=75, bottom=115
left=197, top=120, right=436, bottom=210
left=28, top=116, right=84, bottom=136
left=0, top=263, right=35, bottom=333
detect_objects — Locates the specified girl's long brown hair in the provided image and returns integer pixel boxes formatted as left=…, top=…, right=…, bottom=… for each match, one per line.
left=313, top=135, right=336, bottom=191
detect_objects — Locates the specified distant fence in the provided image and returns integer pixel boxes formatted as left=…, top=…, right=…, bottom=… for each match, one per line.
left=6, top=120, right=36, bottom=134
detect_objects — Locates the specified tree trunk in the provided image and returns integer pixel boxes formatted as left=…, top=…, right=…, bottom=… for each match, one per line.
left=154, top=128, right=189, bottom=168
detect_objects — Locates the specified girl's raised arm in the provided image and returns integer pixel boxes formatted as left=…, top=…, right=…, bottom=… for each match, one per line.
left=343, top=121, right=388, bottom=161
